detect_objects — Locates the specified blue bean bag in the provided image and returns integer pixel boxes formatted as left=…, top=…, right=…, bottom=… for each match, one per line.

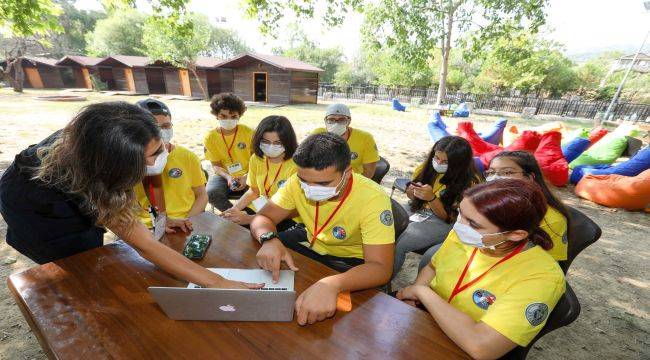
left=570, top=164, right=611, bottom=184
left=479, top=118, right=508, bottom=145
left=453, top=102, right=469, bottom=117
left=562, top=137, right=591, bottom=163
left=473, top=156, right=485, bottom=174
left=427, top=112, right=451, bottom=142
left=574, top=147, right=650, bottom=184
left=392, top=98, right=406, bottom=112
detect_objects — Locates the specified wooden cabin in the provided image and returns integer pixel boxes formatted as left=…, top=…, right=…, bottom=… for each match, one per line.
left=215, top=53, right=323, bottom=104
left=0, top=57, right=64, bottom=89
left=94, top=55, right=150, bottom=93
left=55, top=55, right=103, bottom=89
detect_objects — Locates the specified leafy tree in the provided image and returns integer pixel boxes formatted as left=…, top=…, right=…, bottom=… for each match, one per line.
left=47, top=0, right=106, bottom=58
left=85, top=10, right=147, bottom=56
left=202, top=27, right=250, bottom=60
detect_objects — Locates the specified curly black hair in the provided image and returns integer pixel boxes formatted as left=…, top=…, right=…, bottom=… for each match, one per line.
left=210, top=93, right=246, bottom=117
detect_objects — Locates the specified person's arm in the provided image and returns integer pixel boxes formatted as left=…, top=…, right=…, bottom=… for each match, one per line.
left=211, top=161, right=232, bottom=184
left=187, top=185, right=208, bottom=217
left=413, top=183, right=448, bottom=220
left=405, top=286, right=517, bottom=359
left=294, top=243, right=393, bottom=325
left=231, top=187, right=260, bottom=211
left=252, top=201, right=299, bottom=281
left=222, top=187, right=260, bottom=225
left=362, top=162, right=377, bottom=179
left=112, top=221, right=262, bottom=289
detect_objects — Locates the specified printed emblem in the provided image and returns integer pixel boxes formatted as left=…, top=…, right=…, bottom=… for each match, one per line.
left=219, top=304, right=236, bottom=312
left=351, top=152, right=359, bottom=160
left=562, top=232, right=568, bottom=244
left=525, top=303, right=549, bottom=326
left=168, top=168, right=183, bottom=178
left=380, top=210, right=393, bottom=226
left=237, top=142, right=246, bottom=149
left=332, top=226, right=347, bottom=240
left=472, top=289, right=497, bottom=310
left=277, top=180, right=287, bottom=188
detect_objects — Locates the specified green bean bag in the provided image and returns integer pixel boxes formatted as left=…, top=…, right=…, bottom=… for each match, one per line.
left=569, top=125, right=638, bottom=169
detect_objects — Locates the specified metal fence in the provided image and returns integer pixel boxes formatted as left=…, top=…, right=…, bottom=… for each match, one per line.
left=317, top=84, right=650, bottom=122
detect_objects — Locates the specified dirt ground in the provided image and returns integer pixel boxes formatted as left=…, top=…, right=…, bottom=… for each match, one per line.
left=0, top=89, right=648, bottom=359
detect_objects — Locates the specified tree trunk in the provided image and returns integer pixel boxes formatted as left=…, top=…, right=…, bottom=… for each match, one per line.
left=435, top=3, right=455, bottom=107
left=13, top=57, right=24, bottom=93
left=187, top=62, right=208, bottom=100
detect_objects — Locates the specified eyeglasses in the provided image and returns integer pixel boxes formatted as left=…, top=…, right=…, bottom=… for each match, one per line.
left=485, top=170, right=526, bottom=177
left=325, top=117, right=349, bottom=125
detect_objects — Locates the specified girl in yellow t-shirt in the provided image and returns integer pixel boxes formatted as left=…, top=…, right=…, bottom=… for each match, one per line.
left=222, top=115, right=299, bottom=231
left=486, top=151, right=570, bottom=262
left=397, top=179, right=565, bottom=359
left=393, top=136, right=482, bottom=276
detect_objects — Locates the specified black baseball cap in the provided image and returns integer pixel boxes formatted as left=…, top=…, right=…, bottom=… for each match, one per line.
left=135, top=98, right=171, bottom=116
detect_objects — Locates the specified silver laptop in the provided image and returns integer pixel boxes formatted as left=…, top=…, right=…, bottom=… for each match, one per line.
left=148, top=269, right=295, bottom=322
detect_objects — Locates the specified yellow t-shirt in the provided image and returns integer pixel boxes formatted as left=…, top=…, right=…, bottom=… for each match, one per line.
left=135, top=146, right=207, bottom=227
left=539, top=206, right=568, bottom=261
left=246, top=154, right=298, bottom=212
left=313, top=127, right=380, bottom=174
left=411, top=162, right=446, bottom=196
left=204, top=124, right=254, bottom=177
left=430, top=231, right=565, bottom=347
left=271, top=172, right=395, bottom=259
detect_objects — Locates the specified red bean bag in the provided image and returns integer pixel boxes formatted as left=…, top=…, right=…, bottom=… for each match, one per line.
left=588, top=127, right=609, bottom=145
left=575, top=169, right=650, bottom=211
left=480, top=130, right=542, bottom=168
left=456, top=122, right=501, bottom=156
left=534, top=131, right=569, bottom=186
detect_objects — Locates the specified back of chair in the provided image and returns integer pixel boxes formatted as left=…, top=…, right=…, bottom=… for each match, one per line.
left=560, top=207, right=602, bottom=273
left=372, top=157, right=391, bottom=184
left=391, top=198, right=409, bottom=239
left=501, top=282, right=581, bottom=360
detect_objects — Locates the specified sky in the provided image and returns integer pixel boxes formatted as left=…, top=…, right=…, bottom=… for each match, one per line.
left=76, top=0, right=649, bottom=60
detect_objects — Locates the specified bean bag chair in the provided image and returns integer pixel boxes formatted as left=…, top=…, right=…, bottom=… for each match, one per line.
left=428, top=112, right=451, bottom=142
left=570, top=164, right=611, bottom=184
left=392, top=98, right=406, bottom=112
left=479, top=130, right=542, bottom=168
left=534, top=131, right=569, bottom=186
left=562, top=128, right=590, bottom=146
left=533, top=121, right=568, bottom=136
left=588, top=127, right=609, bottom=145
left=575, top=169, right=650, bottom=211
left=456, top=121, right=501, bottom=156
left=453, top=102, right=470, bottom=117
left=569, top=125, right=637, bottom=169
left=479, top=118, right=508, bottom=145
left=572, top=147, right=650, bottom=184
left=473, top=156, right=485, bottom=174
left=503, top=125, right=520, bottom=146
left=562, top=137, right=592, bottom=163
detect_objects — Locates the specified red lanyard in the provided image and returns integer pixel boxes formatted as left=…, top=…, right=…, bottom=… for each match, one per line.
left=148, top=182, right=156, bottom=208
left=310, top=175, right=354, bottom=246
left=447, top=241, right=527, bottom=303
left=263, top=158, right=284, bottom=197
left=220, top=126, right=239, bottom=161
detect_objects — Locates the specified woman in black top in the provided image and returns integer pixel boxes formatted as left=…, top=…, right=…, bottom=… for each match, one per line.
left=0, top=102, right=260, bottom=289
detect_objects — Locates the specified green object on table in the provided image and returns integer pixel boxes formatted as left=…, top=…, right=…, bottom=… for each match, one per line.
left=182, top=234, right=212, bottom=260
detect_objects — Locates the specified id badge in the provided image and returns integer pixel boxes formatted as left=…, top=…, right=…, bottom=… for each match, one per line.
left=227, top=162, right=243, bottom=174
left=153, top=213, right=167, bottom=241
left=252, top=196, right=269, bottom=210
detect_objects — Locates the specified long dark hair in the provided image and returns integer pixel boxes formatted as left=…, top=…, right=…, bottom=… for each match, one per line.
left=252, top=115, right=298, bottom=159
left=412, top=136, right=480, bottom=217
left=464, top=178, right=553, bottom=250
left=35, top=102, right=160, bottom=230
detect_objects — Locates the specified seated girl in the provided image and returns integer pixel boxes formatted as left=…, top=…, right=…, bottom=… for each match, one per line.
left=397, top=179, right=565, bottom=359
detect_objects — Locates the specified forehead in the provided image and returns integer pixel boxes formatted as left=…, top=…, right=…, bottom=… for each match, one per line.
left=459, top=198, right=493, bottom=226
left=217, top=109, right=240, bottom=117
left=297, top=166, right=340, bottom=183
left=434, top=151, right=448, bottom=160
left=154, top=114, right=171, bottom=124
left=490, top=157, right=521, bottom=169
left=262, top=131, right=280, bottom=141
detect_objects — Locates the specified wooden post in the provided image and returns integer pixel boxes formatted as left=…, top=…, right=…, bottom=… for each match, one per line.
left=124, top=68, right=136, bottom=92
left=178, top=69, right=191, bottom=96
left=24, top=68, right=44, bottom=88
left=81, top=68, right=92, bottom=89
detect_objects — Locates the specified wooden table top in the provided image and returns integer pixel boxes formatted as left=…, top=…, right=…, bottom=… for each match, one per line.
left=7, top=212, right=468, bottom=359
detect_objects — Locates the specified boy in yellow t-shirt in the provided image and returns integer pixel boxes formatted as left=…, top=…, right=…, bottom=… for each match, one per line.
left=312, top=103, right=379, bottom=178
left=134, top=99, right=208, bottom=232
left=250, top=133, right=395, bottom=326
left=204, top=93, right=254, bottom=211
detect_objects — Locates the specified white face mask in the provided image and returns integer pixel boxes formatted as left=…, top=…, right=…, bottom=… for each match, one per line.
left=160, top=128, right=173, bottom=144
left=219, top=119, right=239, bottom=130
left=453, top=215, right=509, bottom=250
left=146, top=146, right=169, bottom=176
left=432, top=158, right=448, bottom=173
left=299, top=173, right=346, bottom=202
left=485, top=174, right=507, bottom=182
left=326, top=122, right=348, bottom=136
left=260, top=143, right=285, bottom=158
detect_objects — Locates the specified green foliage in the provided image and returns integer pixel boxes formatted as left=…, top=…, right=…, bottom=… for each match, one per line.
left=85, top=10, right=146, bottom=56
left=142, top=12, right=211, bottom=66
left=47, top=0, right=106, bottom=57
left=203, top=27, right=250, bottom=59
left=0, top=0, right=62, bottom=37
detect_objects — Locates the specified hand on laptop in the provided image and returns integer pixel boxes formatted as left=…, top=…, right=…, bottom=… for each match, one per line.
left=295, top=278, right=339, bottom=325
left=207, top=278, right=264, bottom=290
left=256, top=239, right=299, bottom=283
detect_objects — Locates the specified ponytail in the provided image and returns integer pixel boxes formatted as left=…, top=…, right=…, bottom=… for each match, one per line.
left=529, top=226, right=553, bottom=250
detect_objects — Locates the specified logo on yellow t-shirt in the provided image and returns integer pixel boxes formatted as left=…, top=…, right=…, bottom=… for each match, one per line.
left=351, top=152, right=358, bottom=160
left=237, top=142, right=246, bottom=149
left=332, top=226, right=347, bottom=240
left=473, top=289, right=497, bottom=310
left=168, top=168, right=183, bottom=178
left=380, top=210, right=393, bottom=226
left=525, top=303, right=549, bottom=326
left=278, top=179, right=287, bottom=188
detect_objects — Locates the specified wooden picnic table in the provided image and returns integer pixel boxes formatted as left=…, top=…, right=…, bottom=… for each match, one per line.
left=7, top=212, right=469, bottom=359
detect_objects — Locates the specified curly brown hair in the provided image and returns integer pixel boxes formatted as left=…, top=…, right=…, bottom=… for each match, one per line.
left=210, top=93, right=246, bottom=117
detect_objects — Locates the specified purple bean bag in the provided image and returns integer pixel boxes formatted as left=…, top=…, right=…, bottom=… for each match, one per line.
left=562, top=137, right=591, bottom=163
left=479, top=118, right=508, bottom=145
left=427, top=112, right=451, bottom=142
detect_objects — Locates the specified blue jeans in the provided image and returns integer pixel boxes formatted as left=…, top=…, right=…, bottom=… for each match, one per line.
left=392, top=215, right=453, bottom=276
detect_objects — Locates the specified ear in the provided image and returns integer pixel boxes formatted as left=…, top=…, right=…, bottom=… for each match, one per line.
left=506, top=230, right=529, bottom=242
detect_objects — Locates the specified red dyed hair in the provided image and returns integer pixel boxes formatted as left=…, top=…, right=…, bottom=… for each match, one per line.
left=463, top=178, right=553, bottom=250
